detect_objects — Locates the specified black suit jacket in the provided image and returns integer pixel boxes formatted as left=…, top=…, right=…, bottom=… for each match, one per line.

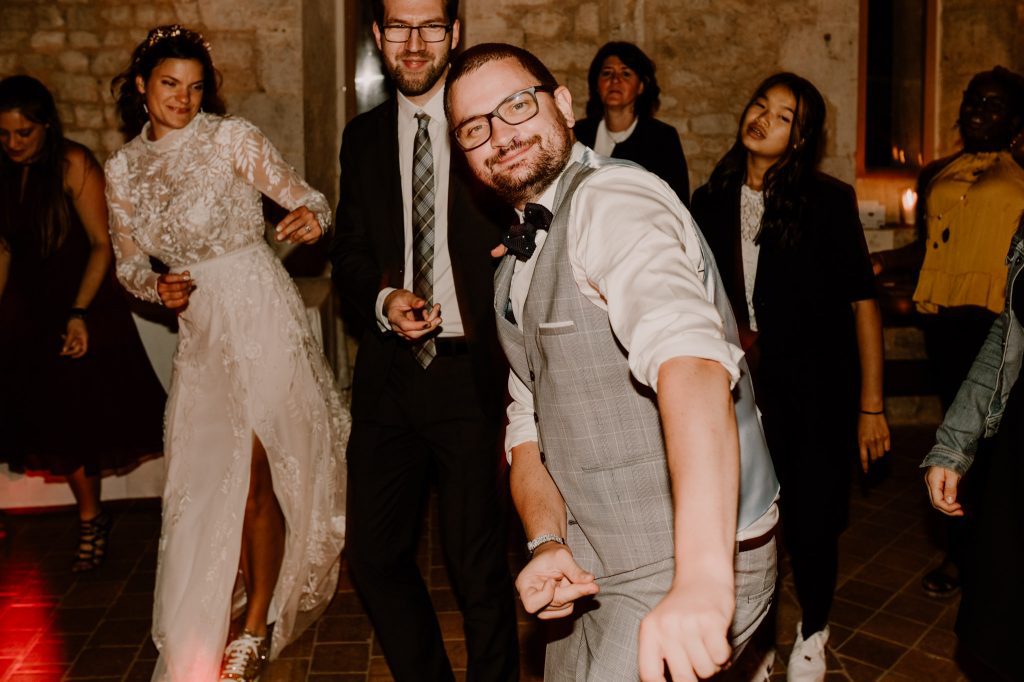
left=574, top=116, right=690, bottom=206
left=329, top=98, right=511, bottom=420
left=691, top=174, right=876, bottom=382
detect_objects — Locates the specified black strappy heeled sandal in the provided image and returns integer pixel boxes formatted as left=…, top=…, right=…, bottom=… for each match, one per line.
left=72, top=510, right=112, bottom=572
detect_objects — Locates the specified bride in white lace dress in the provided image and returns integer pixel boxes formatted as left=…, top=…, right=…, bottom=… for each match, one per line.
left=105, top=26, right=349, bottom=682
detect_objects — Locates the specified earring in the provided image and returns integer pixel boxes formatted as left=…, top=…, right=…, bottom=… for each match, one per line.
left=143, top=102, right=149, bottom=114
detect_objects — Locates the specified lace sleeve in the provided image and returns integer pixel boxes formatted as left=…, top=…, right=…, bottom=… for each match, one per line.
left=104, top=154, right=161, bottom=303
left=227, top=118, right=332, bottom=233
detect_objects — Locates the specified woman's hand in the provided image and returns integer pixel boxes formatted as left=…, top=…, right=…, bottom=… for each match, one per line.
left=857, top=412, right=891, bottom=472
left=60, top=318, right=88, bottom=358
left=870, top=253, right=885, bottom=276
left=275, top=206, right=323, bottom=244
left=157, top=271, right=194, bottom=311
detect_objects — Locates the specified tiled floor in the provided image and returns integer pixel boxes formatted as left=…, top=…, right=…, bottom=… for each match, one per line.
left=0, top=426, right=982, bottom=681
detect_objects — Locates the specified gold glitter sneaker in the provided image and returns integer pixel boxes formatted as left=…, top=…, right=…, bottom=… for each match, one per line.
left=219, top=629, right=268, bottom=681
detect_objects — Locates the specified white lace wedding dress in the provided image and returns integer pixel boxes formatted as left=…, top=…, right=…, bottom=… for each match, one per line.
left=105, top=113, right=350, bottom=681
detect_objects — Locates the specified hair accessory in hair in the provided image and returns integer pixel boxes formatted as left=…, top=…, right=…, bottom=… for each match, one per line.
left=135, top=25, right=213, bottom=65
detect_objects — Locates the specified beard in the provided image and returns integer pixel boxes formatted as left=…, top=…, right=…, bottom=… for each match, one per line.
left=383, top=48, right=450, bottom=97
left=483, top=119, right=573, bottom=206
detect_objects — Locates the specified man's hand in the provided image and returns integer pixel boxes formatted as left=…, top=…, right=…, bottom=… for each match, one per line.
left=638, top=578, right=734, bottom=682
left=925, top=466, right=964, bottom=516
left=157, top=271, right=194, bottom=311
left=515, top=543, right=598, bottom=620
left=383, top=289, right=442, bottom=340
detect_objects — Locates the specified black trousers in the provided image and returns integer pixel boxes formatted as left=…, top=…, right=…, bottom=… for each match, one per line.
left=345, top=349, right=519, bottom=682
left=758, top=367, right=853, bottom=639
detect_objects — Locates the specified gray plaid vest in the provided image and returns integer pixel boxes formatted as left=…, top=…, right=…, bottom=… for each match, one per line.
left=494, top=156, right=779, bottom=577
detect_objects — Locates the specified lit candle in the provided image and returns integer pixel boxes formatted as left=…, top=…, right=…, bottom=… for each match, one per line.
left=901, top=188, right=917, bottom=226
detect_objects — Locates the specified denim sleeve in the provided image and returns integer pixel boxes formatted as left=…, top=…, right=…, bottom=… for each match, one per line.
left=920, top=312, right=1007, bottom=475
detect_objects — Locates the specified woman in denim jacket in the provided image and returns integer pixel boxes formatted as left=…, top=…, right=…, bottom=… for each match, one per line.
left=923, top=213, right=1024, bottom=680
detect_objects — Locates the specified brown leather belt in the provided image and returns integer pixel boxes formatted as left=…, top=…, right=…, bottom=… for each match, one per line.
left=737, top=524, right=777, bottom=553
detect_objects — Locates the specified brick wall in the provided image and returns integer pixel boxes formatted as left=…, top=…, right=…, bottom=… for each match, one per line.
left=0, top=0, right=308, bottom=172
left=3, top=0, right=1022, bottom=198
left=936, top=0, right=1024, bottom=156
left=463, top=0, right=861, bottom=187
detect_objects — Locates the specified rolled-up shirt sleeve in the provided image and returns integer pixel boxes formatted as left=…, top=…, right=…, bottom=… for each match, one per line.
left=504, top=369, right=538, bottom=462
left=568, top=166, right=744, bottom=391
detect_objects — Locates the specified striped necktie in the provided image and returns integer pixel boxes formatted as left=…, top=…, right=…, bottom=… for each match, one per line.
left=411, top=112, right=436, bottom=368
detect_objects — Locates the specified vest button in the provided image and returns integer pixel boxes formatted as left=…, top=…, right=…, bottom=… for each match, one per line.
left=539, top=451, right=546, bottom=463
left=529, top=370, right=536, bottom=381
left=533, top=413, right=539, bottom=423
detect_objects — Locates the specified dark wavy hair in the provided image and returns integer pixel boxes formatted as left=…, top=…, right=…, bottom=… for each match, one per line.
left=706, top=72, right=826, bottom=247
left=372, top=0, right=459, bottom=25
left=584, top=42, right=661, bottom=120
left=111, top=25, right=225, bottom=140
left=0, top=75, right=71, bottom=256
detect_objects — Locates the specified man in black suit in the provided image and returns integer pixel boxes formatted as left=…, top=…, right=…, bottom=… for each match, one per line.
left=328, top=1, right=518, bottom=680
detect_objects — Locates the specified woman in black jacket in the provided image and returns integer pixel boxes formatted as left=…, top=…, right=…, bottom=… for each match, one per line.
left=574, top=41, right=690, bottom=205
left=691, top=73, right=889, bottom=682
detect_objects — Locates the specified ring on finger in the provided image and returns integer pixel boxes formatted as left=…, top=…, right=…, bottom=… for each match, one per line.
left=304, top=224, right=312, bottom=234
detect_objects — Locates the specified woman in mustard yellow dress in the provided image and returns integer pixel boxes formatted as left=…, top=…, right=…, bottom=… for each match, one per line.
left=874, top=66, right=1024, bottom=598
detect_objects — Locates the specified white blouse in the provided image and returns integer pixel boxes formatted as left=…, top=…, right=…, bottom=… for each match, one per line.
left=593, top=116, right=639, bottom=156
left=740, top=183, right=764, bottom=331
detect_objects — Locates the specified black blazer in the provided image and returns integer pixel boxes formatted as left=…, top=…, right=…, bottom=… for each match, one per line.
left=329, top=99, right=512, bottom=419
left=691, top=174, right=876, bottom=374
left=574, top=115, right=690, bottom=206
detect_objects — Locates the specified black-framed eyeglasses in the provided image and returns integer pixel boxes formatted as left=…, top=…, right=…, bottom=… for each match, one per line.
left=381, top=23, right=452, bottom=43
left=452, top=85, right=558, bottom=151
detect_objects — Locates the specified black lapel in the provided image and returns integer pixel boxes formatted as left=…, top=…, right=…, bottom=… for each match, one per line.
left=727, top=185, right=751, bottom=328
left=378, top=99, right=405, bottom=253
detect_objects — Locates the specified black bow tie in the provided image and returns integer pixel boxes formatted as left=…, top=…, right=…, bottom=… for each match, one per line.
left=502, top=203, right=553, bottom=262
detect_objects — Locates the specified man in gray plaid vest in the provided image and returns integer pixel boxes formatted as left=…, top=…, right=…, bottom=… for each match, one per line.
left=445, top=44, right=781, bottom=681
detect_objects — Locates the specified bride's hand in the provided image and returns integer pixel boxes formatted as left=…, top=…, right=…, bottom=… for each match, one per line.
left=276, top=206, right=323, bottom=244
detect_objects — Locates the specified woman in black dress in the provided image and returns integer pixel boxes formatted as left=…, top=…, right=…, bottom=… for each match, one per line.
left=0, top=75, right=165, bottom=571
left=691, top=73, right=890, bottom=681
left=573, top=41, right=690, bottom=205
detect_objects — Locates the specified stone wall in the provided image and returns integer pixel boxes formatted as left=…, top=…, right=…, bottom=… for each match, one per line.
left=0, top=0, right=333, bottom=198
left=4, top=0, right=1022, bottom=205
left=463, top=0, right=861, bottom=187
left=935, top=0, right=1024, bottom=156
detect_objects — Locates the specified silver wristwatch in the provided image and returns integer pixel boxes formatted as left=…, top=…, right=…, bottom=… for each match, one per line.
left=526, top=533, right=566, bottom=556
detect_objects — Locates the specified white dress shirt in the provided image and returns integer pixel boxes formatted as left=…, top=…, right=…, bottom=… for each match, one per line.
left=505, top=144, right=778, bottom=539
left=505, top=143, right=745, bottom=453
left=374, top=89, right=463, bottom=336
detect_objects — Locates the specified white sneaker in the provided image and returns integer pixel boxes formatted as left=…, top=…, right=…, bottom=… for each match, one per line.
left=787, top=622, right=828, bottom=682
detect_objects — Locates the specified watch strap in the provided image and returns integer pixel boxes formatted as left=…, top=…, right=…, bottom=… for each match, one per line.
left=526, top=533, right=566, bottom=555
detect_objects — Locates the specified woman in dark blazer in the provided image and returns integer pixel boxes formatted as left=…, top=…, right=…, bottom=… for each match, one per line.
left=574, top=41, right=690, bottom=205
left=691, top=73, right=889, bottom=682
